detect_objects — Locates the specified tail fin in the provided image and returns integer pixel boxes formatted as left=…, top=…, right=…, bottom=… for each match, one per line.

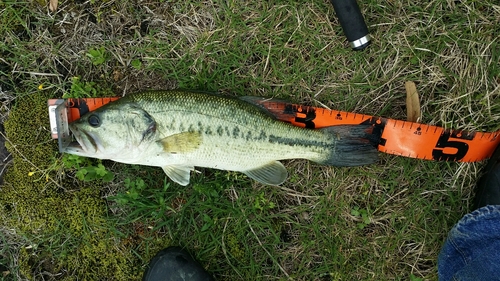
left=318, top=124, right=380, bottom=167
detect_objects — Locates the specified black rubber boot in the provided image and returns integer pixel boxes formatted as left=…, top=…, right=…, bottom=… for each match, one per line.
left=472, top=144, right=500, bottom=210
left=143, top=246, right=214, bottom=281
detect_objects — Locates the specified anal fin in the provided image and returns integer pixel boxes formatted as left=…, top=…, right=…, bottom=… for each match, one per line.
left=243, top=161, right=288, bottom=186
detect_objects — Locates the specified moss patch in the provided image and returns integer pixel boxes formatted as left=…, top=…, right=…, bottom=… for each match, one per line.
left=1, top=93, right=143, bottom=280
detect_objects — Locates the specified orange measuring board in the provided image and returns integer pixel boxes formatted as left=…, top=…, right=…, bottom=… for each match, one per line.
left=247, top=98, right=500, bottom=162
left=48, top=96, right=500, bottom=162
left=50, top=97, right=120, bottom=121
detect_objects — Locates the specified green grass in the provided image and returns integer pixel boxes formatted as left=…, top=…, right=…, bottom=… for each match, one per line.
left=0, top=0, right=499, bottom=280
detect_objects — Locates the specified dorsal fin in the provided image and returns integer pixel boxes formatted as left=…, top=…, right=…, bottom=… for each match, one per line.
left=239, top=96, right=294, bottom=120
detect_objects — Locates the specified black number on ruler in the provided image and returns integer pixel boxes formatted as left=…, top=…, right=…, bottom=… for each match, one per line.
left=432, top=133, right=469, bottom=161
left=66, top=99, right=90, bottom=116
left=294, top=109, right=316, bottom=129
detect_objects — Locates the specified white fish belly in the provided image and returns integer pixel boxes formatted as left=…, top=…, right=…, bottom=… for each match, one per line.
left=180, top=135, right=324, bottom=172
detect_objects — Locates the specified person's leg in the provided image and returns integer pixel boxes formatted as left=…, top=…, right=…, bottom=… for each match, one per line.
left=143, top=246, right=214, bottom=281
left=438, top=145, right=500, bottom=281
left=438, top=205, right=500, bottom=280
left=472, top=144, right=500, bottom=209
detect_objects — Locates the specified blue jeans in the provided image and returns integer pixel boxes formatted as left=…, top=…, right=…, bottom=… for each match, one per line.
left=438, top=205, right=500, bottom=280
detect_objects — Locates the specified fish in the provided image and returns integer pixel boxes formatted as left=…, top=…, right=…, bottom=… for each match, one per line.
left=66, top=90, right=379, bottom=186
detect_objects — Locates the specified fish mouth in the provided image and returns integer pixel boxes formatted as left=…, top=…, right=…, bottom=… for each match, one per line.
left=66, top=125, right=103, bottom=155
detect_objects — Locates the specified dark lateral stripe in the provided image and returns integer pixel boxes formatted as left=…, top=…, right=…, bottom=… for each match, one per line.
left=268, top=134, right=327, bottom=148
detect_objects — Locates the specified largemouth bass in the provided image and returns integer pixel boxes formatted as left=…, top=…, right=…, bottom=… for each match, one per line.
left=66, top=90, right=379, bottom=185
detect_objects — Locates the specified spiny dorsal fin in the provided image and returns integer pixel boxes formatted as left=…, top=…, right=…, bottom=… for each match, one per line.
left=243, top=161, right=288, bottom=186
left=162, top=165, right=193, bottom=186
left=239, top=96, right=291, bottom=105
left=160, top=132, right=202, bottom=154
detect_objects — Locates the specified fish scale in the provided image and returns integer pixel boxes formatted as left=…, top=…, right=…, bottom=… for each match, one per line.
left=130, top=91, right=331, bottom=164
left=66, top=90, right=379, bottom=186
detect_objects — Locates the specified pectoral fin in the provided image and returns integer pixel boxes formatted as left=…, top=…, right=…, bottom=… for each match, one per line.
left=162, top=165, right=193, bottom=186
left=160, top=132, right=202, bottom=154
left=243, top=161, right=288, bottom=186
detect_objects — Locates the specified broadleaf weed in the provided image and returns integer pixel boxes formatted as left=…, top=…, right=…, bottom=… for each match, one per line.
left=86, top=46, right=107, bottom=66
left=351, top=206, right=371, bottom=229
left=64, top=77, right=98, bottom=98
left=62, top=154, right=114, bottom=182
left=110, top=177, right=175, bottom=223
left=254, top=191, right=275, bottom=212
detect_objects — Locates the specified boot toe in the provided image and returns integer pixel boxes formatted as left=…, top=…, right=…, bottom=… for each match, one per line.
left=143, top=246, right=214, bottom=281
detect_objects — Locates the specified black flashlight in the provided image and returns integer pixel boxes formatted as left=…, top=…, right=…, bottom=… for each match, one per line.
left=329, top=0, right=371, bottom=50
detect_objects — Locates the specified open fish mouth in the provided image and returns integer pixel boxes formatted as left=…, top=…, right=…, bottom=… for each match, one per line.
left=65, top=125, right=102, bottom=155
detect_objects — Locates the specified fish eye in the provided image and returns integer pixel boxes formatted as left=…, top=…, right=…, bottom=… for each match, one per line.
left=88, top=114, right=100, bottom=127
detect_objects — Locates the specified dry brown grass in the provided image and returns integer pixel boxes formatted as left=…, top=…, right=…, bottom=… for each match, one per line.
left=0, top=0, right=498, bottom=280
